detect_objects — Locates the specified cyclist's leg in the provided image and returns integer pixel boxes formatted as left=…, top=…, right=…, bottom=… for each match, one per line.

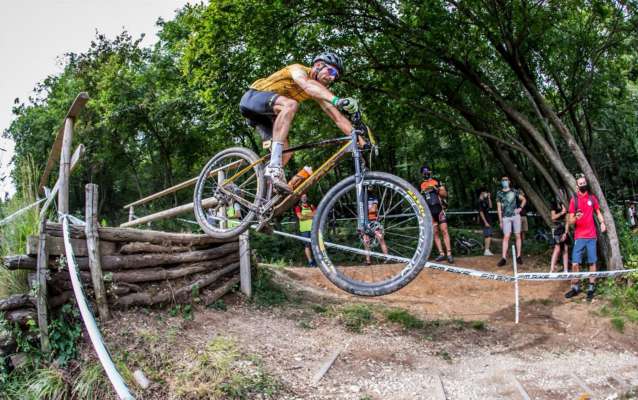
left=374, top=229, right=389, bottom=255
left=438, top=211, right=452, bottom=255
left=271, top=96, right=299, bottom=167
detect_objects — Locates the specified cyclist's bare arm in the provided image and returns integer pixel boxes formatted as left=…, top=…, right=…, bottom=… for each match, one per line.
left=291, top=67, right=336, bottom=103
left=316, top=99, right=352, bottom=135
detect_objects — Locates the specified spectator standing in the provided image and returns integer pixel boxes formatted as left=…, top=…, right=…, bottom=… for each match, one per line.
left=518, top=189, right=529, bottom=243
left=549, top=199, right=569, bottom=273
left=294, top=194, right=317, bottom=267
left=420, top=165, right=453, bottom=263
left=496, top=176, right=526, bottom=266
left=362, top=189, right=389, bottom=265
left=628, top=203, right=636, bottom=227
left=563, top=174, right=606, bottom=301
left=478, top=189, right=494, bottom=256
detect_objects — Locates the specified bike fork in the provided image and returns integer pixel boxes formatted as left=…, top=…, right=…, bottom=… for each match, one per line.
left=352, top=132, right=367, bottom=232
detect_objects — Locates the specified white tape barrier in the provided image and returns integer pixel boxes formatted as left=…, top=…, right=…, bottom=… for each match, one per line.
left=0, top=197, right=46, bottom=226
left=271, top=230, right=638, bottom=281
left=62, top=215, right=135, bottom=400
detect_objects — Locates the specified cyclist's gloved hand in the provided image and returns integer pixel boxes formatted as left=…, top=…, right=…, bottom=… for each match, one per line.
left=332, top=97, right=359, bottom=114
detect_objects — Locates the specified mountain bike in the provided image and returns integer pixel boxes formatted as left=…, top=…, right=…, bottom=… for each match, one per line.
left=453, top=234, right=482, bottom=255
left=193, top=106, right=433, bottom=296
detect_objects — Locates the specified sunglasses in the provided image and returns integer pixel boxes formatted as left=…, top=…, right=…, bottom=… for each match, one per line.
left=324, top=65, right=339, bottom=79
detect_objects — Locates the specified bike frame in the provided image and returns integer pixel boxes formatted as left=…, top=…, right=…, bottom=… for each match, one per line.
left=219, top=119, right=372, bottom=230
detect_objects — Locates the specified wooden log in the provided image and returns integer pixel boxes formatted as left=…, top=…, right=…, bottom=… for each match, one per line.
left=5, top=309, right=37, bottom=326
left=203, top=275, right=240, bottom=306
left=5, top=242, right=239, bottom=271
left=58, top=117, right=73, bottom=217
left=50, top=253, right=239, bottom=285
left=26, top=234, right=117, bottom=256
left=119, top=197, right=218, bottom=228
left=45, top=222, right=234, bottom=245
left=239, top=231, right=252, bottom=298
left=119, top=242, right=190, bottom=254
left=86, top=184, right=110, bottom=321
left=36, top=219, right=50, bottom=352
left=39, top=144, right=84, bottom=219
left=114, top=262, right=240, bottom=307
left=0, top=294, right=36, bottom=311
left=38, top=92, right=89, bottom=193
left=109, top=253, right=239, bottom=283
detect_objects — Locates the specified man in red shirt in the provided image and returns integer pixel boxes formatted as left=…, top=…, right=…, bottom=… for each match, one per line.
left=562, top=174, right=607, bottom=301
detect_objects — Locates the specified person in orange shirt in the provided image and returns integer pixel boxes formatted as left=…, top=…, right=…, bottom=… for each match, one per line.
left=239, top=52, right=358, bottom=193
left=420, top=165, right=453, bottom=263
left=362, top=189, right=389, bottom=265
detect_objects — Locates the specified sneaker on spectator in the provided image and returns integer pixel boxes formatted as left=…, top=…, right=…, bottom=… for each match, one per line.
left=586, top=289, right=595, bottom=302
left=483, top=249, right=494, bottom=256
left=516, top=256, right=523, bottom=265
left=496, top=258, right=507, bottom=267
left=308, top=260, right=317, bottom=268
left=447, top=254, right=454, bottom=263
left=435, top=254, right=446, bottom=262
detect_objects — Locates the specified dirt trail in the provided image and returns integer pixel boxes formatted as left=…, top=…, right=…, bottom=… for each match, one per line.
left=102, top=255, right=638, bottom=399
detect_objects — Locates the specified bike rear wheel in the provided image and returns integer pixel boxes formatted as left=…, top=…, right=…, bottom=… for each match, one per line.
left=311, top=172, right=433, bottom=296
left=193, top=147, right=265, bottom=239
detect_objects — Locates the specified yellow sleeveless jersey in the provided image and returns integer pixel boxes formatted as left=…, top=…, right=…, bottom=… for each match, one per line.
left=249, top=64, right=313, bottom=102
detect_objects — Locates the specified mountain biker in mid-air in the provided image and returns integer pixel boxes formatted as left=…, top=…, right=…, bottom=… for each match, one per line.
left=239, top=52, right=359, bottom=193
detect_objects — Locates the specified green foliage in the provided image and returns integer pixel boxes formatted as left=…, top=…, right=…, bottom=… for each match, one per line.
left=384, top=308, right=425, bottom=330
left=172, top=336, right=282, bottom=399
left=208, top=299, right=228, bottom=311
left=0, top=158, right=40, bottom=297
left=251, top=266, right=288, bottom=307
left=71, top=361, right=111, bottom=400
left=168, top=304, right=194, bottom=320
left=340, top=304, right=374, bottom=333
left=48, top=305, right=82, bottom=366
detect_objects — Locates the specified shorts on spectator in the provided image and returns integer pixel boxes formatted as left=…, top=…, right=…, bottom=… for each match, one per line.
left=300, top=231, right=311, bottom=248
left=502, top=215, right=521, bottom=236
left=429, top=205, right=447, bottom=225
left=483, top=226, right=493, bottom=238
left=572, top=238, right=597, bottom=264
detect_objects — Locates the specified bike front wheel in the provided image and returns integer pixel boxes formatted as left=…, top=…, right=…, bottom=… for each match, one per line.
left=194, top=147, right=265, bottom=239
left=311, top=172, right=433, bottom=296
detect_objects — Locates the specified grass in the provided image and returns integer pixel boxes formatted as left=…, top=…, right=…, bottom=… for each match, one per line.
left=0, top=158, right=40, bottom=297
left=383, top=308, right=425, bottom=330
left=340, top=304, right=374, bottom=333
left=171, top=336, right=282, bottom=399
left=251, top=266, right=288, bottom=307
left=72, top=361, right=112, bottom=400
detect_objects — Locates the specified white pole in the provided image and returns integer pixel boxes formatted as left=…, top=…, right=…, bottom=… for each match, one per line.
left=62, top=216, right=134, bottom=400
left=512, top=244, right=519, bottom=324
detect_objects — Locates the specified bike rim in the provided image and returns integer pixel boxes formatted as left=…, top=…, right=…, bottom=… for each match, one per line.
left=195, top=152, right=262, bottom=234
left=315, top=177, right=429, bottom=289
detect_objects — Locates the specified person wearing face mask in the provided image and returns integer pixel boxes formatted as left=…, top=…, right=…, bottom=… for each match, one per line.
left=420, top=165, right=453, bottom=263
left=496, top=176, right=526, bottom=267
left=478, top=188, right=494, bottom=256
left=294, top=193, right=317, bottom=267
left=562, top=174, right=607, bottom=301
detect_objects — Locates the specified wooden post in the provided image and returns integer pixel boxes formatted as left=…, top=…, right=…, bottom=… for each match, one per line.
left=36, top=219, right=50, bottom=352
left=128, top=206, right=134, bottom=222
left=58, top=117, right=73, bottom=219
left=239, top=231, right=252, bottom=298
left=85, top=184, right=110, bottom=320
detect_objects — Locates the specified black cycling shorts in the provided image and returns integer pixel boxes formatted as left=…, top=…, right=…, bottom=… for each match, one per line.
left=239, top=89, right=279, bottom=140
left=429, top=204, right=447, bottom=225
